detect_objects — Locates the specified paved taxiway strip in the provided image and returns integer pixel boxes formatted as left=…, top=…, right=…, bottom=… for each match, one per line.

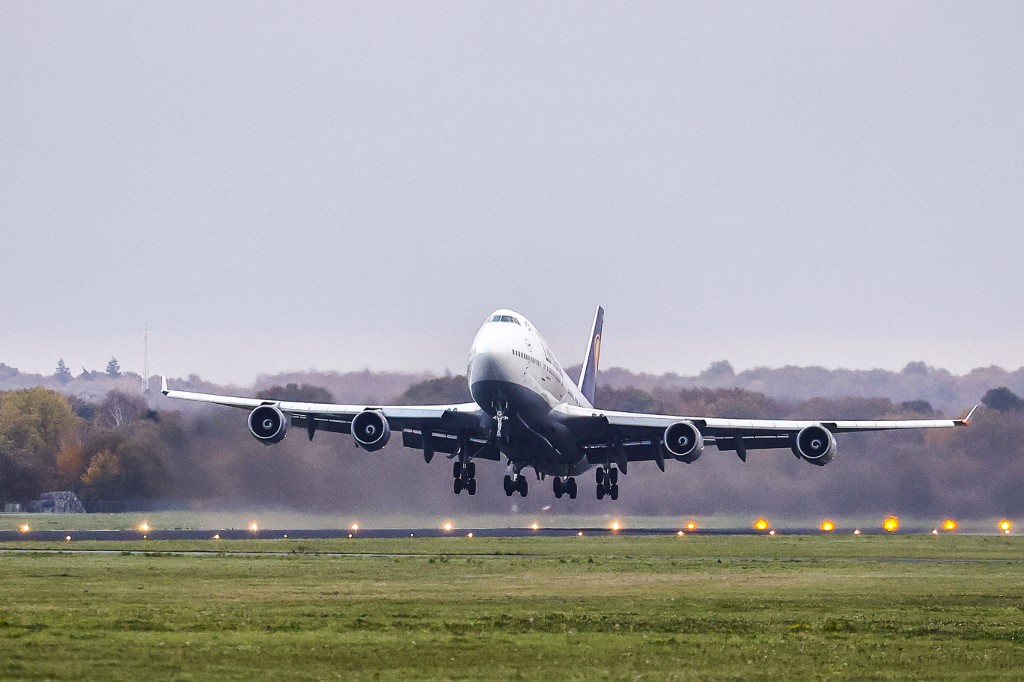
left=0, top=547, right=1019, bottom=565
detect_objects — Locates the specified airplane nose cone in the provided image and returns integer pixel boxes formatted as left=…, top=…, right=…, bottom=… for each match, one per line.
left=468, top=349, right=505, bottom=383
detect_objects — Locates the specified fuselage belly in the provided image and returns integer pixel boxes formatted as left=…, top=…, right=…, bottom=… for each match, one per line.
left=467, top=310, right=591, bottom=477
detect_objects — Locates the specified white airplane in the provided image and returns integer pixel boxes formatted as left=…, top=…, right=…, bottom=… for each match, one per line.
left=162, top=307, right=975, bottom=500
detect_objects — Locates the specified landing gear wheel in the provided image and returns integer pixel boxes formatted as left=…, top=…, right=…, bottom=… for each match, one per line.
left=503, top=475, right=513, bottom=496
left=517, top=476, right=529, bottom=497
left=610, top=467, right=619, bottom=484
left=466, top=462, right=476, bottom=479
left=467, top=479, right=477, bottom=495
left=610, top=483, right=619, bottom=500
left=553, top=477, right=563, bottom=499
left=596, top=467, right=605, bottom=485
left=454, top=478, right=463, bottom=494
left=567, top=477, right=577, bottom=499
left=596, top=482, right=605, bottom=500
left=453, top=461, right=462, bottom=478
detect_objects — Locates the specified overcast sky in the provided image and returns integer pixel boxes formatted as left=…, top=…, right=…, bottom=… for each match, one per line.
left=2, top=2, right=1022, bottom=385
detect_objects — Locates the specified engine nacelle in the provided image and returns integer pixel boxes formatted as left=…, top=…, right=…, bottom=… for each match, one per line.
left=351, top=410, right=392, bottom=451
left=792, top=424, right=837, bottom=466
left=663, top=421, right=704, bottom=463
left=248, top=405, right=288, bottom=444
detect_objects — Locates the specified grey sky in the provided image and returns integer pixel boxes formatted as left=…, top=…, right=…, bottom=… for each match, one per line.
left=2, top=2, right=1022, bottom=384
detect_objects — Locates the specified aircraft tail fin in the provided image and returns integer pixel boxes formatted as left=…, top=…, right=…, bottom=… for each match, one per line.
left=578, top=306, right=604, bottom=406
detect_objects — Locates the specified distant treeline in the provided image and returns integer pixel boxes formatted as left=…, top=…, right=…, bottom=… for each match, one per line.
left=4, top=358, right=1021, bottom=413
left=1, top=370, right=1022, bottom=518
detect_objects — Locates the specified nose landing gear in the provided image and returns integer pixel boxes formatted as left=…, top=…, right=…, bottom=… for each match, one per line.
left=493, top=401, right=510, bottom=444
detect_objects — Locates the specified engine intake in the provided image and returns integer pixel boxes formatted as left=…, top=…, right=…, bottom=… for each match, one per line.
left=352, top=410, right=391, bottom=451
left=663, top=421, right=704, bottom=463
left=792, top=424, right=836, bottom=465
left=248, top=405, right=288, bottom=444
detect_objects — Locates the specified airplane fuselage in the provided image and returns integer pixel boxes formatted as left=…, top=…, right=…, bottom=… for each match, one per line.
left=466, top=309, right=593, bottom=476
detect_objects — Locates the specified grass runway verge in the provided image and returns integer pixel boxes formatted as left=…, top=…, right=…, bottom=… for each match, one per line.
left=1, top=535, right=1022, bottom=680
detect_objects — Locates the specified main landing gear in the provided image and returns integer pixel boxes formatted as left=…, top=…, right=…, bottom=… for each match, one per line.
left=453, top=461, right=477, bottom=495
left=552, top=477, right=578, bottom=499
left=595, top=466, right=619, bottom=500
left=503, top=473, right=528, bottom=497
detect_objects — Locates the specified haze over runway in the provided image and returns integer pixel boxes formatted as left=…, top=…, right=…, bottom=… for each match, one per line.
left=2, top=3, right=1022, bottom=384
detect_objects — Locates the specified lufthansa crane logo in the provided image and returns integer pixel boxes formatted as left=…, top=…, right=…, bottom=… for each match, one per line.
left=592, top=333, right=601, bottom=370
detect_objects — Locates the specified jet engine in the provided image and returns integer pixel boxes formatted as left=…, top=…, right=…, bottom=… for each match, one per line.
left=248, top=405, right=288, bottom=444
left=792, top=424, right=836, bottom=465
left=352, top=410, right=392, bottom=451
left=663, top=421, right=704, bottom=463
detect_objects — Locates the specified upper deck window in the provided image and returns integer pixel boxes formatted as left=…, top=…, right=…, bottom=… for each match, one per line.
left=490, top=314, right=520, bottom=325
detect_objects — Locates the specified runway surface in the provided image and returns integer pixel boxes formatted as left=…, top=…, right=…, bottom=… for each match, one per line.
left=0, top=526, right=944, bottom=541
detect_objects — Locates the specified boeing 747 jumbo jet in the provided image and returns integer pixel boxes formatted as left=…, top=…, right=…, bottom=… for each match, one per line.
left=162, top=308, right=975, bottom=500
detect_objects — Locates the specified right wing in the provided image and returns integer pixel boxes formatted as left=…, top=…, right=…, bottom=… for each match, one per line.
left=161, top=376, right=496, bottom=460
left=552, top=402, right=975, bottom=469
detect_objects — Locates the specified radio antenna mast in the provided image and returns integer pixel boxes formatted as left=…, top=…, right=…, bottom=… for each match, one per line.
left=142, top=323, right=150, bottom=393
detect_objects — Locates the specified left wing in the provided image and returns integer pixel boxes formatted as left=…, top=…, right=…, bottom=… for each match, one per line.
left=161, top=377, right=496, bottom=460
left=553, top=402, right=976, bottom=469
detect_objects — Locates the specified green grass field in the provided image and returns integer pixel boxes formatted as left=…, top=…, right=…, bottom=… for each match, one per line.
left=1, top=535, right=1022, bottom=680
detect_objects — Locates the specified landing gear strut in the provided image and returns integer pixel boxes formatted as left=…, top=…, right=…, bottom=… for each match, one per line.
left=453, top=460, right=477, bottom=495
left=595, top=466, right=619, bottom=500
left=493, top=402, right=509, bottom=444
left=503, top=473, right=528, bottom=497
left=553, top=476, right=578, bottom=500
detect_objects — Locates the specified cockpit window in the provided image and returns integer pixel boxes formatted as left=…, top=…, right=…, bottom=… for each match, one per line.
left=490, top=314, right=520, bottom=325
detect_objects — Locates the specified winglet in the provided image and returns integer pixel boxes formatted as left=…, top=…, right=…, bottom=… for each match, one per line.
left=957, top=404, right=979, bottom=426
left=161, top=375, right=169, bottom=396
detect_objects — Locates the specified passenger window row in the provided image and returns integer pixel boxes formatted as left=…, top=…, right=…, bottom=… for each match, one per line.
left=513, top=349, right=541, bottom=366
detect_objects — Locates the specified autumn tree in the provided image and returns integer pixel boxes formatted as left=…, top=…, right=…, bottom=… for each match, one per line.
left=397, top=376, right=471, bottom=404
left=78, top=419, right=169, bottom=501
left=982, top=387, right=1024, bottom=412
left=98, top=390, right=148, bottom=428
left=255, top=383, right=334, bottom=403
left=0, top=388, right=81, bottom=500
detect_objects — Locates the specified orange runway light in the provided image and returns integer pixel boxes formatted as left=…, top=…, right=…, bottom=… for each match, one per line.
left=999, top=519, right=1012, bottom=533
left=442, top=522, right=453, bottom=532
left=530, top=522, right=540, bottom=531
left=138, top=521, right=151, bottom=533
left=18, top=524, right=30, bottom=533
left=753, top=518, right=770, bottom=532
left=883, top=516, right=900, bottom=533
left=610, top=520, right=621, bottom=532
left=820, top=520, right=835, bottom=533
left=248, top=522, right=259, bottom=532
left=350, top=523, right=360, bottom=532
left=942, top=519, right=958, bottom=532
left=685, top=521, right=698, bottom=532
